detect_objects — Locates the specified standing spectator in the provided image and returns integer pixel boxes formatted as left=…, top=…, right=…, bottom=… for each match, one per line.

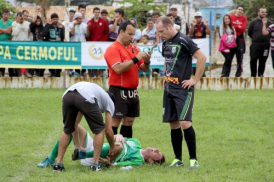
left=188, top=12, right=210, bottom=77
left=166, top=13, right=181, bottom=31
left=152, top=11, right=161, bottom=23
left=87, top=7, right=108, bottom=41
left=188, top=12, right=211, bottom=38
left=230, top=5, right=247, bottom=77
left=70, top=12, right=89, bottom=77
left=142, top=17, right=158, bottom=45
left=62, top=8, right=76, bottom=27
left=104, top=21, right=151, bottom=138
left=129, top=18, right=141, bottom=45
left=100, top=9, right=109, bottom=24
left=70, top=12, right=89, bottom=42
left=219, top=15, right=237, bottom=77
left=169, top=5, right=182, bottom=28
left=155, top=16, right=206, bottom=169
left=109, top=8, right=124, bottom=41
left=30, top=15, right=44, bottom=76
left=11, top=12, right=32, bottom=77
left=262, top=19, right=274, bottom=70
left=86, top=7, right=109, bottom=78
left=22, top=10, right=29, bottom=22
left=43, top=13, right=65, bottom=77
left=0, top=8, right=13, bottom=77
left=78, top=4, right=89, bottom=24
left=248, top=8, right=272, bottom=77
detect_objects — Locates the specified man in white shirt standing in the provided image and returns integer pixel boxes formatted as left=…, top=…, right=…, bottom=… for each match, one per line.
left=70, top=12, right=90, bottom=42
left=62, top=8, right=76, bottom=28
left=11, top=12, right=32, bottom=77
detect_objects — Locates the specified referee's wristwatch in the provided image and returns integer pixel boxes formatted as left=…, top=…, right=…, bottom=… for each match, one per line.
left=144, top=61, right=150, bottom=65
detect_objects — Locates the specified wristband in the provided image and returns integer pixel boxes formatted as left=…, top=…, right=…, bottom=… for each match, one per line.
left=144, top=61, right=150, bottom=65
left=132, top=57, right=139, bottom=64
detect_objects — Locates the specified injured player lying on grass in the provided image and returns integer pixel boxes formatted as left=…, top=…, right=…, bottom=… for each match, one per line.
left=38, top=124, right=165, bottom=170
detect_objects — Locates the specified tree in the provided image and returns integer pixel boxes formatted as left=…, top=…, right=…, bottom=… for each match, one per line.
left=0, top=0, right=17, bottom=19
left=233, top=0, right=274, bottom=21
left=115, top=0, right=167, bottom=29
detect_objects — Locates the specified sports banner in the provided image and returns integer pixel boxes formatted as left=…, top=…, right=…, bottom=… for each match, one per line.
left=0, top=39, right=209, bottom=69
left=0, top=41, right=82, bottom=68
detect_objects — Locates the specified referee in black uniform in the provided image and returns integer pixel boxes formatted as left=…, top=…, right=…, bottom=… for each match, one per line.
left=155, top=16, right=206, bottom=169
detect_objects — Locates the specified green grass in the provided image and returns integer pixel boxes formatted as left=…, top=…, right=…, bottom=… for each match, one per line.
left=0, top=89, right=273, bottom=182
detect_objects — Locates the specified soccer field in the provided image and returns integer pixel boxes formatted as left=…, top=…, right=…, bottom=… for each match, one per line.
left=0, top=89, right=273, bottom=182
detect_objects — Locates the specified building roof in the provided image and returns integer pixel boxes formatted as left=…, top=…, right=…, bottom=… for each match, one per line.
left=15, top=6, right=116, bottom=21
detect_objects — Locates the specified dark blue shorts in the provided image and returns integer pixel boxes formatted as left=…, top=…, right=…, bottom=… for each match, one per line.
left=163, top=89, right=194, bottom=122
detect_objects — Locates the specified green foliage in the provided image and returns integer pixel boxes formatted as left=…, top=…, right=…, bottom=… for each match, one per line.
left=0, top=89, right=274, bottom=181
left=0, top=0, right=18, bottom=19
left=117, top=0, right=167, bottom=29
left=233, top=0, right=274, bottom=21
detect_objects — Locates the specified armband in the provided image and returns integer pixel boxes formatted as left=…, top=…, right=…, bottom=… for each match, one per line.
left=132, top=57, right=139, bottom=64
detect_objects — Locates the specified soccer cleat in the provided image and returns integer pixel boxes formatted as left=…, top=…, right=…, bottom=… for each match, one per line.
left=168, top=159, right=184, bottom=167
left=72, top=149, right=86, bottom=160
left=189, top=159, right=199, bottom=170
left=53, top=164, right=65, bottom=172
left=37, top=157, right=55, bottom=167
left=90, top=163, right=102, bottom=171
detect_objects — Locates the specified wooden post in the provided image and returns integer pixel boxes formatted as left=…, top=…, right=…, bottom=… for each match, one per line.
left=64, top=0, right=70, bottom=42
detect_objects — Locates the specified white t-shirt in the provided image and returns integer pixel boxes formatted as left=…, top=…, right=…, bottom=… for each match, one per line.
left=173, top=24, right=181, bottom=30
left=11, top=21, right=30, bottom=41
left=62, top=21, right=74, bottom=29
left=63, top=82, right=114, bottom=116
left=69, top=22, right=87, bottom=42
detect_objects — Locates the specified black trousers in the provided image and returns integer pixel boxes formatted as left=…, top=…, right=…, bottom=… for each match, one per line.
left=235, top=37, right=245, bottom=77
left=49, top=69, right=62, bottom=77
left=250, top=42, right=270, bottom=77
left=221, top=48, right=236, bottom=77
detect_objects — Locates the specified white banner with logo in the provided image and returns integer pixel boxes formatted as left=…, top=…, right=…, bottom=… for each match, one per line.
left=81, top=38, right=209, bottom=69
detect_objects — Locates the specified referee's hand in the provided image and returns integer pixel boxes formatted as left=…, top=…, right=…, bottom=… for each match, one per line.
left=181, top=79, right=197, bottom=90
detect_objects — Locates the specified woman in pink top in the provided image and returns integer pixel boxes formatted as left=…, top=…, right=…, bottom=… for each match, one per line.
left=219, top=14, right=237, bottom=77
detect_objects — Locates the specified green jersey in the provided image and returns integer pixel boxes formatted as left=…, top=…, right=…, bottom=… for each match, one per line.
left=114, top=138, right=144, bottom=166
left=0, top=19, right=13, bottom=40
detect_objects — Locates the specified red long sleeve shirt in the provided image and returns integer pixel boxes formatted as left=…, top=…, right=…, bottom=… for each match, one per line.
left=230, top=14, right=247, bottom=36
left=87, top=18, right=109, bottom=41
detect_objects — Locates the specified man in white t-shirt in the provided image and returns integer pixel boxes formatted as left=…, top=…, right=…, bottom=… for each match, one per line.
left=52, top=82, right=117, bottom=172
left=70, top=12, right=90, bottom=42
left=62, top=8, right=76, bottom=28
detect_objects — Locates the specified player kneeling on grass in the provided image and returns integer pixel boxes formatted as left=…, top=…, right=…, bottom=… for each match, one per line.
left=38, top=124, right=165, bottom=169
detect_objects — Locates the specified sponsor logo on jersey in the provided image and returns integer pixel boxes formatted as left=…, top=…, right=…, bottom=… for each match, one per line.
left=171, top=47, right=176, bottom=54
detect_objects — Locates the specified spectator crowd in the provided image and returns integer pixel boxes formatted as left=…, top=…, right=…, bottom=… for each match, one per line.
left=0, top=4, right=273, bottom=78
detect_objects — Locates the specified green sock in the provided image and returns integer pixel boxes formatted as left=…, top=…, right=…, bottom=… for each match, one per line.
left=86, top=143, right=110, bottom=158
left=48, top=135, right=73, bottom=160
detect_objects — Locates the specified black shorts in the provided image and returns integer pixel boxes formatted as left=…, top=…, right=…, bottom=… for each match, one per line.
left=109, top=86, right=140, bottom=118
left=62, top=90, right=105, bottom=134
left=163, top=89, right=194, bottom=122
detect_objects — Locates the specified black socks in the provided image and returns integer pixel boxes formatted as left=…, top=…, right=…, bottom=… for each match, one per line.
left=120, top=125, right=132, bottom=138
left=183, top=126, right=197, bottom=160
left=171, top=128, right=183, bottom=161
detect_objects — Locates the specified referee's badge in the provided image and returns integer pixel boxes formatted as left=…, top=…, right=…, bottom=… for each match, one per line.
left=171, top=47, right=176, bottom=54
